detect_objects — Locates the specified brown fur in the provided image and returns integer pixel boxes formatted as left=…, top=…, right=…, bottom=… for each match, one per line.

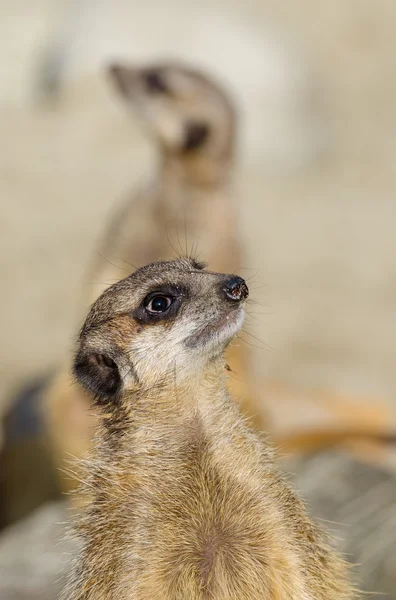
left=62, top=258, right=354, bottom=600
left=44, top=62, right=264, bottom=495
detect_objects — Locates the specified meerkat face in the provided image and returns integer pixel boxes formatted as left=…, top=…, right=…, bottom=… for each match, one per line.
left=107, top=62, right=235, bottom=159
left=74, top=258, right=248, bottom=402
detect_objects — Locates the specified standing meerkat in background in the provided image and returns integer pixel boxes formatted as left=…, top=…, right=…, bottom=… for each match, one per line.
left=63, top=257, right=353, bottom=600
left=91, top=61, right=240, bottom=290
left=44, top=62, right=265, bottom=494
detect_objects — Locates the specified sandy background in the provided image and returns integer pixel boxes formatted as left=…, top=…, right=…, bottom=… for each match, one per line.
left=1, top=0, right=395, bottom=420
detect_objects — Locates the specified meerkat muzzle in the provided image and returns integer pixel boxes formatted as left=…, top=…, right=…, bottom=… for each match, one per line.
left=223, top=276, right=249, bottom=302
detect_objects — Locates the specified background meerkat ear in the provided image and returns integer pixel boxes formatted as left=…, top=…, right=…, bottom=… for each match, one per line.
left=73, top=351, right=121, bottom=403
left=182, top=121, right=210, bottom=152
left=107, top=63, right=134, bottom=98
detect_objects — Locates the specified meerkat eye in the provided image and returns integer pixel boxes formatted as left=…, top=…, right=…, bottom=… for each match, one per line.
left=144, top=70, right=168, bottom=94
left=145, top=294, right=173, bottom=314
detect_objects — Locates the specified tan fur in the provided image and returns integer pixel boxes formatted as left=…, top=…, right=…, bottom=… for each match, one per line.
left=44, top=62, right=264, bottom=494
left=63, top=258, right=354, bottom=600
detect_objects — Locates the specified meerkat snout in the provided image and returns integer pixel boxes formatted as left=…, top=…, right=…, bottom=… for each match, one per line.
left=223, top=275, right=249, bottom=302
left=73, top=258, right=248, bottom=402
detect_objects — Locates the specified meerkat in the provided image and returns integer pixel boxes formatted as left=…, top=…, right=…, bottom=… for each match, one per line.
left=90, top=61, right=240, bottom=291
left=44, top=62, right=264, bottom=495
left=62, top=257, right=353, bottom=600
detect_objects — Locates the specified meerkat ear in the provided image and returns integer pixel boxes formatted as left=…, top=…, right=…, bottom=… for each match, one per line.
left=182, top=121, right=210, bottom=152
left=73, top=351, right=121, bottom=403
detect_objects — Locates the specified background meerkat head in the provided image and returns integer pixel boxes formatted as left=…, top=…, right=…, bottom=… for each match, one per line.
left=107, top=61, right=236, bottom=164
left=74, top=257, right=248, bottom=402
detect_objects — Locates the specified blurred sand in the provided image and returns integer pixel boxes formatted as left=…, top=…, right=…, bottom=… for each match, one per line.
left=1, top=0, right=395, bottom=423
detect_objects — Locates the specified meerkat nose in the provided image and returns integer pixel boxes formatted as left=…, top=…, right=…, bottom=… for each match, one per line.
left=223, top=276, right=249, bottom=302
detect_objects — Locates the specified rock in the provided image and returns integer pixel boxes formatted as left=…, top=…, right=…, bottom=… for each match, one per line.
left=0, top=502, right=79, bottom=600
left=287, top=451, right=396, bottom=599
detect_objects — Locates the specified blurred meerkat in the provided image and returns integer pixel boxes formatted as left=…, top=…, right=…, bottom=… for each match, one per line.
left=87, top=61, right=241, bottom=297
left=44, top=62, right=264, bottom=495
left=63, top=257, right=353, bottom=600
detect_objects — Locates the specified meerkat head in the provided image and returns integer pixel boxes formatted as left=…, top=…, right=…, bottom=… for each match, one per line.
left=107, top=61, right=236, bottom=165
left=74, top=258, right=248, bottom=402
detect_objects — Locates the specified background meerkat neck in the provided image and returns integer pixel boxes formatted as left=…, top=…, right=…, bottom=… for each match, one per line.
left=152, top=156, right=240, bottom=271
left=160, top=151, right=233, bottom=189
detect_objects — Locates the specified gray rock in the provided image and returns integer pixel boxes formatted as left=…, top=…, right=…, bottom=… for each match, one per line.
left=0, top=502, right=79, bottom=600
left=287, top=451, right=396, bottom=600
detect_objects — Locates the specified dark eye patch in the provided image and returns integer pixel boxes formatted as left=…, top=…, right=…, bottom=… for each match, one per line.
left=182, top=121, right=210, bottom=152
left=133, top=284, right=187, bottom=325
left=144, top=69, right=169, bottom=94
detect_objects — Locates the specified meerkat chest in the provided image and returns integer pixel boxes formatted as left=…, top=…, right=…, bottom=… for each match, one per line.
left=117, top=440, right=305, bottom=600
